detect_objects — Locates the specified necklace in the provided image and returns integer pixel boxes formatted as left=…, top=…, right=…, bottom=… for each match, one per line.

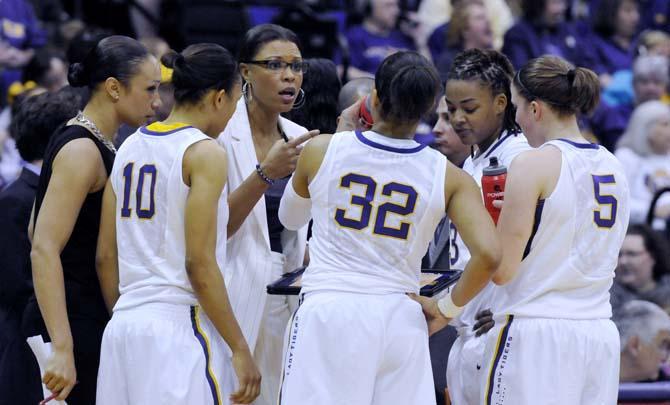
left=75, top=111, right=117, bottom=153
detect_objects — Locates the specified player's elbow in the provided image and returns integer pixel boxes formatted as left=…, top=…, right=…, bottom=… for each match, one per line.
left=95, top=245, right=116, bottom=272
left=476, top=243, right=502, bottom=277
left=278, top=182, right=312, bottom=230
left=492, top=267, right=513, bottom=285
left=185, top=255, right=216, bottom=290
left=30, top=240, right=57, bottom=274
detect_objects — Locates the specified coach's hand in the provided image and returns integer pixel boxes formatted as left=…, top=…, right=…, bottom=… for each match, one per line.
left=473, top=309, right=495, bottom=337
left=336, top=98, right=364, bottom=132
left=43, top=346, right=76, bottom=400
left=260, top=130, right=320, bottom=181
left=408, top=293, right=450, bottom=336
left=230, top=348, right=261, bottom=404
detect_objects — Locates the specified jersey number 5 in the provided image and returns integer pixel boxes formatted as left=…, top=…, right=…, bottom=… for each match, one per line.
left=120, top=163, right=157, bottom=219
left=592, top=174, right=617, bottom=229
left=334, top=173, right=417, bottom=240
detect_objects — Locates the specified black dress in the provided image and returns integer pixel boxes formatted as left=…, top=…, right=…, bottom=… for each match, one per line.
left=22, top=124, right=114, bottom=405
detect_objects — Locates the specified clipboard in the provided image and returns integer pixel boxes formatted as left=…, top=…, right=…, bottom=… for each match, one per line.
left=267, top=267, right=462, bottom=297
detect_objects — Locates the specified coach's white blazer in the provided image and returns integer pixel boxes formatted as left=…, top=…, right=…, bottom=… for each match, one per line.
left=218, top=98, right=308, bottom=349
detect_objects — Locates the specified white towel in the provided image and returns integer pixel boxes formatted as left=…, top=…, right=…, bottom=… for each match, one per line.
left=26, top=335, right=68, bottom=405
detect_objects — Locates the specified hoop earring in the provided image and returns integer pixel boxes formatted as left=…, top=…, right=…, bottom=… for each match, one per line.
left=242, top=81, right=252, bottom=103
left=292, top=88, right=306, bottom=110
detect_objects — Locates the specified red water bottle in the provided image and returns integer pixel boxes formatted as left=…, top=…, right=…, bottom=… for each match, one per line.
left=481, top=157, right=507, bottom=225
left=358, top=95, right=374, bottom=130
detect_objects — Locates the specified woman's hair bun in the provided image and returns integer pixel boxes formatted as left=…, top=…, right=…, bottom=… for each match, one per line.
left=161, top=50, right=185, bottom=70
left=67, top=62, right=88, bottom=87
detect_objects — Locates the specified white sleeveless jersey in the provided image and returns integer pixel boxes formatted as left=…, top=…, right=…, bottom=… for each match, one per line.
left=451, top=131, right=531, bottom=329
left=494, top=139, right=630, bottom=319
left=111, top=123, right=229, bottom=311
left=301, top=131, right=447, bottom=294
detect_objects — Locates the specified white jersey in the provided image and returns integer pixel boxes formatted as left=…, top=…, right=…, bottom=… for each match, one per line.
left=494, top=139, right=630, bottom=319
left=451, top=131, right=531, bottom=328
left=111, top=123, right=229, bottom=311
left=301, top=130, right=447, bottom=294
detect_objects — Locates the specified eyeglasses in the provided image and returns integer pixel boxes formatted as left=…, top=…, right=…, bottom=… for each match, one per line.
left=243, top=60, right=309, bottom=74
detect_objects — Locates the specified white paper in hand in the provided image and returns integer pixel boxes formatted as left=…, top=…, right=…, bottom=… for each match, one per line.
left=26, top=335, right=68, bottom=405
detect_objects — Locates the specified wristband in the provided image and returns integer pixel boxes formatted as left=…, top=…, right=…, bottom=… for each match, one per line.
left=437, top=290, right=464, bottom=319
left=256, top=164, right=275, bottom=185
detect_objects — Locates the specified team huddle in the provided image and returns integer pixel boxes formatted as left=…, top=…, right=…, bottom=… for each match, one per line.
left=28, top=25, right=629, bottom=405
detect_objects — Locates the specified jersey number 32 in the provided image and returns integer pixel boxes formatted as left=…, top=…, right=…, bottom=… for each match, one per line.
left=334, top=173, right=417, bottom=240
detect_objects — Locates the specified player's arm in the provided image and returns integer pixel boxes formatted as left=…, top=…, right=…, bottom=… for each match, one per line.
left=31, top=138, right=104, bottom=400
left=444, top=161, right=501, bottom=307
left=279, top=134, right=333, bottom=230
left=410, top=162, right=501, bottom=333
left=227, top=130, right=318, bottom=237
left=492, top=148, right=560, bottom=285
left=96, top=179, right=119, bottom=313
left=183, top=140, right=260, bottom=404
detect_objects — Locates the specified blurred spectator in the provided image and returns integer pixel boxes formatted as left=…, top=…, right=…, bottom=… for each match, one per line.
left=589, top=54, right=669, bottom=150
left=0, top=87, right=84, bottom=405
left=417, top=0, right=512, bottom=50
left=284, top=58, right=341, bottom=133
left=502, top=0, right=585, bottom=69
left=0, top=0, right=46, bottom=105
left=637, top=29, right=670, bottom=58
left=22, top=47, right=68, bottom=92
left=602, top=53, right=670, bottom=108
left=589, top=0, right=640, bottom=86
left=432, top=96, right=469, bottom=166
left=345, top=0, right=424, bottom=78
left=615, top=101, right=670, bottom=226
left=0, top=85, right=46, bottom=188
left=616, top=300, right=670, bottom=382
left=433, top=1, right=494, bottom=81
left=615, top=224, right=670, bottom=312
left=337, top=76, right=374, bottom=113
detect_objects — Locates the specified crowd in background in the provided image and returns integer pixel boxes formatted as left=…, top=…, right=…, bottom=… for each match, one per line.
left=2, top=0, right=670, bottom=403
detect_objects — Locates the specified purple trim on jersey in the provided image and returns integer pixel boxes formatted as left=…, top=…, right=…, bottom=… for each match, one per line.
left=522, top=199, right=545, bottom=259
left=486, top=315, right=515, bottom=405
left=355, top=131, right=427, bottom=154
left=139, top=125, right=194, bottom=136
left=190, top=306, right=222, bottom=405
left=556, top=138, right=600, bottom=150
left=483, top=132, right=516, bottom=159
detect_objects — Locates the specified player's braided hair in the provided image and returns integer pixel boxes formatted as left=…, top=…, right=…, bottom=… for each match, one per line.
left=447, top=49, right=521, bottom=135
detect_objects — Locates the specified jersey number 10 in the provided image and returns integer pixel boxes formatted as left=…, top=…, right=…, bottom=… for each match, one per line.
left=120, top=163, right=157, bottom=219
left=334, top=173, right=417, bottom=240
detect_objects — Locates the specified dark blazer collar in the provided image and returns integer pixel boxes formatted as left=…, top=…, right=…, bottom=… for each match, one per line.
left=19, top=167, right=40, bottom=188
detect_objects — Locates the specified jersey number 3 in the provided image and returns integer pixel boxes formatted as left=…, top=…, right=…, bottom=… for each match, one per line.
left=120, top=163, right=157, bottom=219
left=592, top=174, right=617, bottom=229
left=334, top=173, right=417, bottom=240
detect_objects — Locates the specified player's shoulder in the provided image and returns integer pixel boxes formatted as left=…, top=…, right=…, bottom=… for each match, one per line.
left=498, top=132, right=532, bottom=163
left=510, top=146, right=561, bottom=177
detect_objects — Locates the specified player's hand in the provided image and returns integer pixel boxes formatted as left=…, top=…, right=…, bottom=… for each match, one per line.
left=230, top=348, right=261, bottom=404
left=408, top=293, right=450, bottom=336
left=473, top=309, right=495, bottom=337
left=42, top=346, right=77, bottom=400
left=260, top=130, right=319, bottom=180
left=336, top=97, right=364, bottom=132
